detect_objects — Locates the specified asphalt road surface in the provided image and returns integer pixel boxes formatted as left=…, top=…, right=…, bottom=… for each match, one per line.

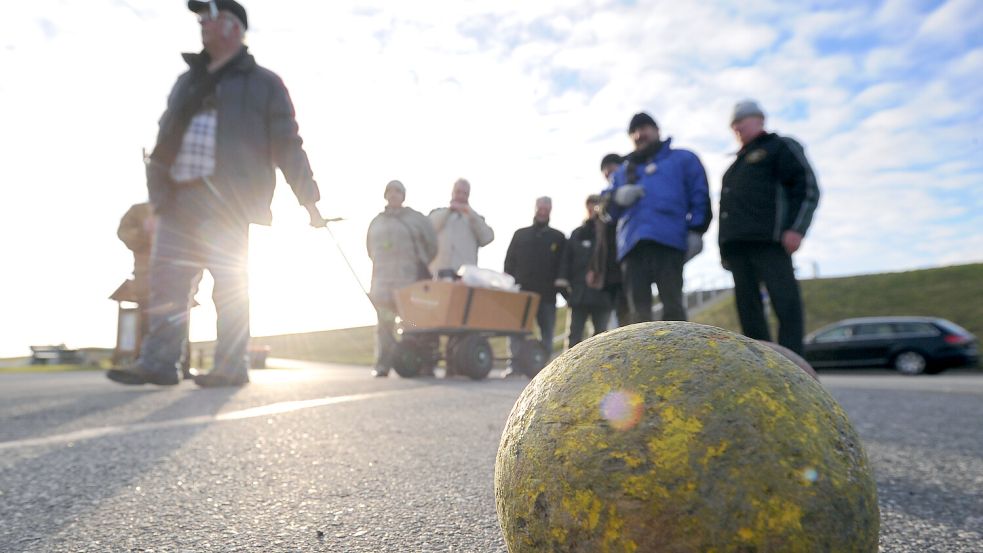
left=1, top=362, right=981, bottom=552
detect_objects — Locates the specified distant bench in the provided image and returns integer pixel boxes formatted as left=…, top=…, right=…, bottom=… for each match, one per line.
left=30, top=345, right=84, bottom=365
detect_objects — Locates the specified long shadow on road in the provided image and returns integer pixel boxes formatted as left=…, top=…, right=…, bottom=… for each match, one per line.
left=0, top=385, right=241, bottom=553
left=0, top=388, right=159, bottom=443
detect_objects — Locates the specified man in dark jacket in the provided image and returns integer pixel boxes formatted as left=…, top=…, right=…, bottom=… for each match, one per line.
left=587, top=154, right=630, bottom=327
left=558, top=195, right=612, bottom=348
left=108, top=0, right=326, bottom=388
left=720, top=100, right=819, bottom=355
left=504, top=197, right=566, bottom=366
left=605, top=113, right=711, bottom=323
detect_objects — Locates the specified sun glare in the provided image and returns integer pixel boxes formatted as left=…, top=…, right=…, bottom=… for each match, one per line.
left=187, top=193, right=377, bottom=345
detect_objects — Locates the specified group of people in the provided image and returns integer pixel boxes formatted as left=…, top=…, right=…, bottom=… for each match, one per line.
left=107, top=0, right=819, bottom=388
left=364, top=178, right=494, bottom=377
left=366, top=100, right=819, bottom=378
left=579, top=104, right=819, bottom=359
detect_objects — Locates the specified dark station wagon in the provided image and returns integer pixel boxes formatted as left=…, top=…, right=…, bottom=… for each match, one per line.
left=803, top=316, right=979, bottom=375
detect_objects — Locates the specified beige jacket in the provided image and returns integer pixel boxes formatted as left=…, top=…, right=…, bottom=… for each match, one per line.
left=366, top=206, right=438, bottom=305
left=428, top=206, right=494, bottom=274
left=117, top=202, right=156, bottom=300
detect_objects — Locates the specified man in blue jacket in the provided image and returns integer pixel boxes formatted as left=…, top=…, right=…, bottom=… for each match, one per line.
left=605, top=112, right=711, bottom=323
left=107, top=0, right=326, bottom=388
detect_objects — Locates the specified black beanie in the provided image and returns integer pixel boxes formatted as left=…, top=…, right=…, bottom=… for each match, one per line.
left=628, top=112, right=658, bottom=134
left=600, top=153, right=623, bottom=169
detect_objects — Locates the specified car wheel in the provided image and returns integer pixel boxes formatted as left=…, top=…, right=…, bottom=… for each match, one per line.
left=893, top=350, right=927, bottom=375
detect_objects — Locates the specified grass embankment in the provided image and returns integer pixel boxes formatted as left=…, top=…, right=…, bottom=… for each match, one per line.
left=692, top=263, right=983, bottom=338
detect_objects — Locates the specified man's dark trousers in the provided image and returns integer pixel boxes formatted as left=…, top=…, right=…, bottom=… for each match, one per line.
left=535, top=300, right=557, bottom=355
left=138, top=186, right=250, bottom=378
left=513, top=299, right=556, bottom=358
left=621, top=240, right=686, bottom=323
left=721, top=241, right=804, bottom=355
left=568, top=303, right=611, bottom=347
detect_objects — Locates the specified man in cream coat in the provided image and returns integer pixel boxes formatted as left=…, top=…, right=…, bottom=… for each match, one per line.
left=428, top=178, right=495, bottom=276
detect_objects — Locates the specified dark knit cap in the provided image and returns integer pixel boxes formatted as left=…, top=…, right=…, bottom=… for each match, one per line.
left=627, top=112, right=658, bottom=134
left=600, top=153, right=623, bottom=169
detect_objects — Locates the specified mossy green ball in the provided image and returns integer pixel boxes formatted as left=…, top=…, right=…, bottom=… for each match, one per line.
left=495, top=322, right=878, bottom=552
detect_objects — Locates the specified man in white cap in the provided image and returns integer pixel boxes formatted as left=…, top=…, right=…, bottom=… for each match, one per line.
left=719, top=100, right=820, bottom=355
left=107, top=0, right=327, bottom=388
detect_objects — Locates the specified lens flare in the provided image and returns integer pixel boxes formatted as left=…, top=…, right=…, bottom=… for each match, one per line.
left=600, top=390, right=644, bottom=431
left=802, top=467, right=819, bottom=483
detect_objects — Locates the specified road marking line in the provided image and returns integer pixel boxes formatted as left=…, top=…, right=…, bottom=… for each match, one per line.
left=0, top=391, right=399, bottom=451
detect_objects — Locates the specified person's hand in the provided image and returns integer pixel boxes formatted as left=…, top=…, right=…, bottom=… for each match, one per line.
left=781, top=230, right=803, bottom=254
left=684, top=231, right=703, bottom=263
left=585, top=270, right=603, bottom=290
left=305, top=203, right=327, bottom=228
left=450, top=201, right=471, bottom=215
left=613, top=184, right=645, bottom=207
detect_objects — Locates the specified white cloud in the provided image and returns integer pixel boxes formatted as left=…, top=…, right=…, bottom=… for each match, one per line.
left=916, top=0, right=983, bottom=43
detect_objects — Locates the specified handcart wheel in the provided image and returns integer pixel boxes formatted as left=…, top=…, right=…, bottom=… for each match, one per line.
left=392, top=337, right=432, bottom=378
left=513, top=339, right=548, bottom=378
left=452, top=335, right=494, bottom=380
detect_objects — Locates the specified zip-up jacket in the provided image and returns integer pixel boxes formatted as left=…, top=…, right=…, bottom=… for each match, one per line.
left=605, top=138, right=712, bottom=260
left=719, top=132, right=819, bottom=246
left=504, top=221, right=566, bottom=302
left=148, top=48, right=319, bottom=224
left=428, top=207, right=495, bottom=274
left=366, top=206, right=438, bottom=305
left=558, top=220, right=611, bottom=308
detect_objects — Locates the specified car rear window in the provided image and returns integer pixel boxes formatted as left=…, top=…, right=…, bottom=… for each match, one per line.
left=934, top=319, right=973, bottom=337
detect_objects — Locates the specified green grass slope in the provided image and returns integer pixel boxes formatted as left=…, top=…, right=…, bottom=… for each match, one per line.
left=692, top=263, right=983, bottom=339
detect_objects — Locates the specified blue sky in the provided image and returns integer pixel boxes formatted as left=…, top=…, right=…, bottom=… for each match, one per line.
left=0, top=0, right=980, bottom=356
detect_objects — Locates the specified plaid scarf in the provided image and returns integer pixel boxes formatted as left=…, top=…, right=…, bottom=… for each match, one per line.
left=150, top=48, right=244, bottom=167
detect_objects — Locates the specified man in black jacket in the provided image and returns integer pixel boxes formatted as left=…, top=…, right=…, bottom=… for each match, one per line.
left=108, top=0, right=326, bottom=388
left=587, top=153, right=631, bottom=327
left=719, top=100, right=820, bottom=355
left=558, top=195, right=612, bottom=348
left=504, top=197, right=566, bottom=367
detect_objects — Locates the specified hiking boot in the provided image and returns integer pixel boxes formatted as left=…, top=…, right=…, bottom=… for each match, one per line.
left=107, top=366, right=179, bottom=386
left=193, top=371, right=249, bottom=388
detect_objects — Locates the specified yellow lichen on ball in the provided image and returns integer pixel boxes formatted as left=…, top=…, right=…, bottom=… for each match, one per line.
left=495, top=322, right=878, bottom=552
